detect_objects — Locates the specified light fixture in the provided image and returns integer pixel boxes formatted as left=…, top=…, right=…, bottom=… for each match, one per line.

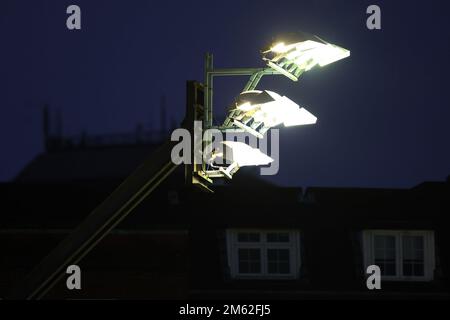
left=206, top=141, right=274, bottom=179
left=196, top=30, right=349, bottom=184
left=223, top=90, right=317, bottom=138
left=262, top=31, right=350, bottom=81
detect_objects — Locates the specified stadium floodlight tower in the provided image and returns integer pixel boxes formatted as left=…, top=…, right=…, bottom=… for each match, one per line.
left=10, top=30, right=349, bottom=301
left=196, top=31, right=350, bottom=185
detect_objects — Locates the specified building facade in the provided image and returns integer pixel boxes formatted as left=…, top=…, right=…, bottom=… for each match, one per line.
left=1, top=133, right=449, bottom=299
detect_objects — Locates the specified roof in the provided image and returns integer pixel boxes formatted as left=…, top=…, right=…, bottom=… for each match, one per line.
left=15, top=144, right=162, bottom=183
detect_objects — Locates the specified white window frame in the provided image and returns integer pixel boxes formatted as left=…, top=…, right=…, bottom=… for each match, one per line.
left=226, top=229, right=301, bottom=279
left=362, top=230, right=435, bottom=281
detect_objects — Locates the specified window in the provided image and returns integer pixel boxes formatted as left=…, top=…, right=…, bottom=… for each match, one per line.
left=373, top=235, right=396, bottom=276
left=362, top=230, right=435, bottom=281
left=226, top=230, right=300, bottom=279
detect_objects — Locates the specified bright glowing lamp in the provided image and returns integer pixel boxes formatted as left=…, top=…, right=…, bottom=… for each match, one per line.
left=210, top=141, right=274, bottom=179
left=221, top=141, right=273, bottom=166
left=262, top=31, right=350, bottom=81
left=223, top=90, right=317, bottom=138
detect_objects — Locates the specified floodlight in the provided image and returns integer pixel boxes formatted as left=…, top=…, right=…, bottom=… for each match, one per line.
left=195, top=31, right=349, bottom=185
left=207, top=141, right=274, bottom=179
left=221, top=141, right=273, bottom=166
left=223, top=90, right=317, bottom=138
left=262, top=31, right=350, bottom=81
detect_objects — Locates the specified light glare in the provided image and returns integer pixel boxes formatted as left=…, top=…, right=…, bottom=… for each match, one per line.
left=263, top=33, right=350, bottom=81
left=220, top=141, right=274, bottom=167
left=223, top=90, right=317, bottom=138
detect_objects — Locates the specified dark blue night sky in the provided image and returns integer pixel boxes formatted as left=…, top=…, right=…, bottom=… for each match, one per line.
left=1, top=0, right=449, bottom=188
